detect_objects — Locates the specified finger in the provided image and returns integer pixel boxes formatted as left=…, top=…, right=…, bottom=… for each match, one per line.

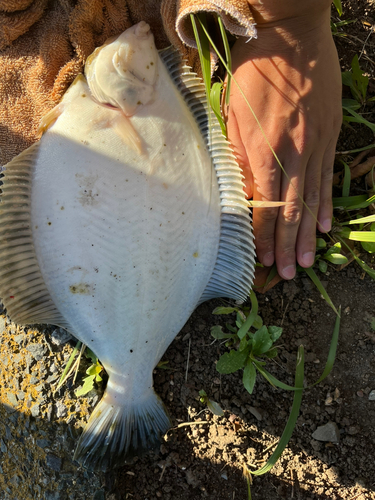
left=296, top=153, right=323, bottom=268
left=251, top=149, right=282, bottom=267
left=317, top=141, right=336, bottom=233
left=275, top=157, right=306, bottom=280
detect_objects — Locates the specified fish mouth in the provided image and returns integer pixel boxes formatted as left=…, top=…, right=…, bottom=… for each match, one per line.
left=132, top=21, right=152, bottom=40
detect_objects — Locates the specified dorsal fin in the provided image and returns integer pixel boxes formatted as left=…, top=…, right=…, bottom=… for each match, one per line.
left=0, top=143, right=71, bottom=328
left=159, top=47, right=255, bottom=302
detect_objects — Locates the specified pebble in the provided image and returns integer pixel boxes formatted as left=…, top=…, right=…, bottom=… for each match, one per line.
left=6, top=392, right=18, bottom=407
left=46, top=454, right=62, bottom=472
left=312, top=422, right=340, bottom=443
left=31, top=404, right=40, bottom=417
left=56, top=401, right=68, bottom=418
left=13, top=333, right=25, bottom=344
left=369, top=390, right=375, bottom=401
left=26, top=343, right=46, bottom=361
left=0, top=316, right=6, bottom=332
left=247, top=406, right=263, bottom=421
left=51, top=328, right=73, bottom=345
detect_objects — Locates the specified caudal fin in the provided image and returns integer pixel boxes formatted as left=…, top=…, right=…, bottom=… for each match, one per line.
left=73, top=389, right=171, bottom=471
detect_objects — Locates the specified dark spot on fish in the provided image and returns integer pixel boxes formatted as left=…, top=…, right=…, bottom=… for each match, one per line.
left=82, top=93, right=86, bottom=97
left=130, top=349, right=133, bottom=353
left=150, top=208, right=152, bottom=210
left=94, top=268, right=99, bottom=273
left=182, top=212, right=185, bottom=215
left=69, top=283, right=93, bottom=294
left=60, top=206, right=64, bottom=210
left=150, top=62, right=154, bottom=65
left=163, top=144, right=166, bottom=147
left=47, top=222, right=52, bottom=226
left=146, top=65, right=149, bottom=69
left=35, top=225, right=38, bottom=229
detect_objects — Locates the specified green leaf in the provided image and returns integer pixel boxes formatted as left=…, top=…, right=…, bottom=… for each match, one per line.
left=268, top=326, right=283, bottom=342
left=217, top=15, right=232, bottom=106
left=253, top=315, right=263, bottom=330
left=324, top=253, right=348, bottom=264
left=343, top=106, right=375, bottom=134
left=361, top=223, right=375, bottom=253
left=341, top=230, right=375, bottom=242
left=309, top=310, right=340, bottom=387
left=252, top=326, right=273, bottom=356
left=266, top=347, right=278, bottom=359
left=210, top=82, right=227, bottom=136
left=55, top=341, right=82, bottom=392
left=342, top=160, right=351, bottom=198
left=225, top=323, right=238, bottom=333
left=332, top=194, right=368, bottom=209
left=239, top=336, right=248, bottom=351
left=341, top=98, right=361, bottom=110
left=318, top=259, right=328, bottom=273
left=333, top=0, right=343, bottom=16
left=212, top=306, right=238, bottom=315
left=316, top=237, right=327, bottom=250
left=347, top=214, right=375, bottom=225
left=341, top=72, right=353, bottom=88
left=351, top=54, right=368, bottom=102
left=75, top=375, right=95, bottom=397
left=237, top=290, right=258, bottom=339
left=303, top=266, right=338, bottom=315
left=251, top=347, right=304, bottom=476
left=216, top=348, right=249, bottom=374
left=243, top=360, right=257, bottom=394
left=210, top=325, right=236, bottom=340
left=207, top=399, right=224, bottom=416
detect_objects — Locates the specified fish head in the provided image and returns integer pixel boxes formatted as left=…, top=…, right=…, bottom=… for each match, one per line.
left=85, top=22, right=158, bottom=116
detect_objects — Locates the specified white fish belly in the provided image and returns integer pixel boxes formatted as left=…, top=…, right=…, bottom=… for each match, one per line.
left=30, top=75, right=221, bottom=395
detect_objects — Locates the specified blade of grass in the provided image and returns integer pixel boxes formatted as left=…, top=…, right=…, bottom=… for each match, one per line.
left=210, top=81, right=227, bottom=136
left=346, top=214, right=375, bottom=225
left=254, top=362, right=301, bottom=391
left=251, top=346, right=304, bottom=476
left=342, top=161, right=351, bottom=197
left=310, top=308, right=341, bottom=386
left=303, top=267, right=338, bottom=315
left=332, top=194, right=368, bottom=209
left=336, top=143, right=375, bottom=154
left=337, top=235, right=375, bottom=280
left=217, top=16, right=232, bottom=106
left=55, top=340, right=82, bottom=392
left=237, top=290, right=258, bottom=339
left=339, top=230, right=375, bottom=242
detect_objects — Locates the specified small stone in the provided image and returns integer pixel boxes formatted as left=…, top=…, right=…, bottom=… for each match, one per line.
left=247, top=406, right=263, bottom=421
left=56, top=401, right=68, bottom=418
left=357, top=390, right=364, bottom=398
left=36, top=438, right=50, bottom=448
left=368, top=390, right=375, bottom=401
left=221, top=472, right=228, bottom=480
left=30, top=376, right=39, bottom=384
left=46, top=453, right=62, bottom=471
left=312, top=422, right=340, bottom=443
left=50, top=363, right=57, bottom=373
left=26, top=343, right=45, bottom=361
left=0, top=316, right=6, bottom=332
left=13, top=334, right=25, bottom=344
left=6, top=392, right=18, bottom=407
left=31, top=404, right=40, bottom=417
left=35, top=383, right=45, bottom=392
left=0, top=439, right=7, bottom=453
left=17, top=391, right=25, bottom=400
left=51, top=328, right=72, bottom=345
left=185, top=469, right=200, bottom=488
left=93, top=490, right=106, bottom=500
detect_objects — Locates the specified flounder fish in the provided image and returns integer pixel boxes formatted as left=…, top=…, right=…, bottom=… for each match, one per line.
left=0, top=21, right=255, bottom=471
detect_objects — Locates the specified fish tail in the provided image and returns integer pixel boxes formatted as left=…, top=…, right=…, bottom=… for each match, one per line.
left=73, top=388, right=171, bottom=471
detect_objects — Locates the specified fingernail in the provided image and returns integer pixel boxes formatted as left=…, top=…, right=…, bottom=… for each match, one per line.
left=263, top=252, right=274, bottom=267
left=320, top=218, right=331, bottom=233
left=282, top=264, right=295, bottom=280
left=301, top=251, right=315, bottom=268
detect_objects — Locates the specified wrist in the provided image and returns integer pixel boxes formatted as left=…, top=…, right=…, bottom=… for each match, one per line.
left=240, top=1, right=333, bottom=60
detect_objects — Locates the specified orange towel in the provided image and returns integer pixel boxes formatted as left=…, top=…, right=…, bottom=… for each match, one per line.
left=0, top=0, right=255, bottom=165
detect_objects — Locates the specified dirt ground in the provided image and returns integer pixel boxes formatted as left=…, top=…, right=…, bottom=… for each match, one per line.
left=0, top=1, right=375, bottom=500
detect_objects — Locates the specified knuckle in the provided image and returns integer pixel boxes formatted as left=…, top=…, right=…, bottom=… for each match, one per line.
left=256, top=206, right=279, bottom=222
left=304, top=189, right=320, bottom=211
left=281, top=204, right=302, bottom=226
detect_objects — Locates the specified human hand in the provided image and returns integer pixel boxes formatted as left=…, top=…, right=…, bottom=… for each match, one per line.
left=225, top=0, right=342, bottom=280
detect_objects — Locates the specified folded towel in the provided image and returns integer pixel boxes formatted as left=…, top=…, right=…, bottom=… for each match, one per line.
left=0, top=0, right=255, bottom=165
